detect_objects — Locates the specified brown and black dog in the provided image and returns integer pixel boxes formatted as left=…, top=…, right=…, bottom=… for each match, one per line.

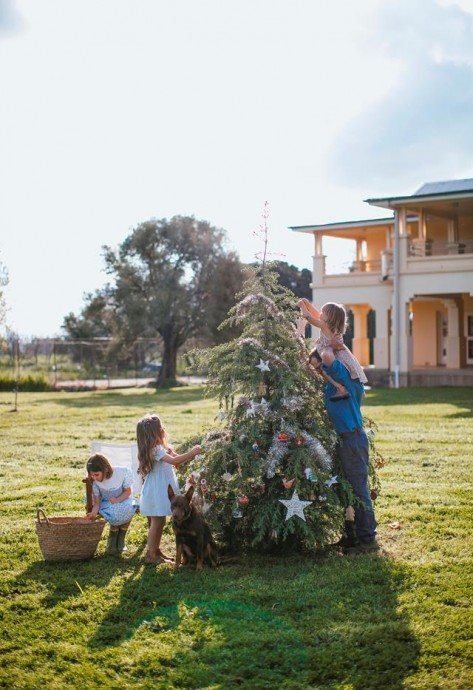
left=167, top=484, right=218, bottom=571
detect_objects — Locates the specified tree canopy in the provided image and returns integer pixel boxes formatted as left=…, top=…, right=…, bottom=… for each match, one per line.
left=62, top=216, right=243, bottom=386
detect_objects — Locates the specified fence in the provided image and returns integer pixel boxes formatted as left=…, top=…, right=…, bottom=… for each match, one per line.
left=0, top=337, right=164, bottom=389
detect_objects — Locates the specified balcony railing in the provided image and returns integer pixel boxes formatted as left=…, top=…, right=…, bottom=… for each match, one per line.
left=409, top=239, right=473, bottom=257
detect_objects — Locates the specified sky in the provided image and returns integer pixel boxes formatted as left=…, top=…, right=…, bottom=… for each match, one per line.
left=1, top=0, right=473, bottom=338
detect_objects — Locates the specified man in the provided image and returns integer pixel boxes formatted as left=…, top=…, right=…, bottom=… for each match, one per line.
left=309, top=346, right=378, bottom=554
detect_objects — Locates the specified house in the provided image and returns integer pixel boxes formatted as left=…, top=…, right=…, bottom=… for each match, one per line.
left=290, top=179, right=473, bottom=387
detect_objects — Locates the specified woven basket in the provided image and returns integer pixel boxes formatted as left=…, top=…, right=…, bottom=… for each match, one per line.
left=35, top=509, right=106, bottom=561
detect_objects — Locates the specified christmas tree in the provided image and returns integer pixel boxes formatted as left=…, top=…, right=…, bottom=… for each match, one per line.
left=184, top=209, right=380, bottom=554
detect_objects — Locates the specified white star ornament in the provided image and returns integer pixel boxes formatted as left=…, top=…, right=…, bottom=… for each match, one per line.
left=279, top=491, right=312, bottom=522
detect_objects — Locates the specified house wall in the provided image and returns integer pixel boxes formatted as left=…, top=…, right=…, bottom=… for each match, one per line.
left=412, top=300, right=444, bottom=367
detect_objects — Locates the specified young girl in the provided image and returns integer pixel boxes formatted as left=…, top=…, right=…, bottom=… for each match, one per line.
left=85, top=453, right=138, bottom=555
left=136, top=413, right=202, bottom=565
left=298, top=298, right=368, bottom=398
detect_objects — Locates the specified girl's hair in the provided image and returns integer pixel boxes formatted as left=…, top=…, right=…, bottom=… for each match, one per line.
left=136, top=413, right=167, bottom=477
left=322, top=302, right=346, bottom=335
left=86, top=453, right=113, bottom=479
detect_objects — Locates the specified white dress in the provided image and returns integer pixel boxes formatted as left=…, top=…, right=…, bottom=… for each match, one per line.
left=92, top=466, right=138, bottom=526
left=139, top=445, right=181, bottom=517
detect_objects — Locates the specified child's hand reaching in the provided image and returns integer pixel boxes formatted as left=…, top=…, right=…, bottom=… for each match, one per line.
left=85, top=511, right=98, bottom=521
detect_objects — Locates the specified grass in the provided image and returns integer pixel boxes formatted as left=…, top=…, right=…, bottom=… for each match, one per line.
left=0, top=385, right=472, bottom=689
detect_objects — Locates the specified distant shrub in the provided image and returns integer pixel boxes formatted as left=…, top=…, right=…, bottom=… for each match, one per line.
left=0, top=375, right=52, bottom=392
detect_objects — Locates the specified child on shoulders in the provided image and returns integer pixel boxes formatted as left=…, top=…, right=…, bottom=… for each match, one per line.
left=298, top=298, right=367, bottom=400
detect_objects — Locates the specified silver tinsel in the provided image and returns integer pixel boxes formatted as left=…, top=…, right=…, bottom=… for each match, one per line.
left=264, top=425, right=332, bottom=478
left=236, top=293, right=282, bottom=319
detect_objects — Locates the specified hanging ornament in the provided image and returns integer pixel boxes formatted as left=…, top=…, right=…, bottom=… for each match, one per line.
left=189, top=470, right=200, bottom=484
left=246, top=401, right=257, bottom=417
left=271, top=528, right=278, bottom=540
left=201, top=499, right=211, bottom=515
left=221, top=472, right=232, bottom=482
left=293, top=436, right=305, bottom=447
left=370, top=488, right=380, bottom=500
left=218, top=409, right=225, bottom=421
left=304, top=467, right=314, bottom=481
left=258, top=398, right=270, bottom=413
left=325, top=475, right=338, bottom=488
left=252, top=442, right=260, bottom=453
left=256, top=358, right=270, bottom=372
left=232, top=508, right=243, bottom=519
left=309, top=490, right=316, bottom=500
left=279, top=491, right=312, bottom=522
left=239, top=434, right=248, bottom=444
left=238, top=495, right=250, bottom=507
left=345, top=505, right=355, bottom=521
left=318, top=494, right=328, bottom=503
left=282, top=478, right=295, bottom=490
left=257, top=381, right=268, bottom=397
left=277, top=432, right=289, bottom=443
left=200, top=478, right=208, bottom=493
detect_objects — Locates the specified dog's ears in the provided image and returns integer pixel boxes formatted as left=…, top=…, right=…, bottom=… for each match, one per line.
left=167, top=484, right=176, bottom=501
left=185, top=484, right=195, bottom=501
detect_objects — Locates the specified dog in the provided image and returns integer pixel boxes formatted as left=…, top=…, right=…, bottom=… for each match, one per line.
left=167, top=484, right=218, bottom=571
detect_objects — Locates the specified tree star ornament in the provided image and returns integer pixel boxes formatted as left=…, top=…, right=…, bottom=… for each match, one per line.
left=246, top=400, right=257, bottom=417
left=325, top=475, right=338, bottom=488
left=279, top=491, right=312, bottom=522
left=256, top=358, right=270, bottom=373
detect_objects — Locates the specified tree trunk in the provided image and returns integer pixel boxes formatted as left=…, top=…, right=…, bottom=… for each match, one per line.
left=157, top=332, right=179, bottom=388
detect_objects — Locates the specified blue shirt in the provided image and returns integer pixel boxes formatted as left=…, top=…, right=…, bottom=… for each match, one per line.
left=322, top=360, right=364, bottom=434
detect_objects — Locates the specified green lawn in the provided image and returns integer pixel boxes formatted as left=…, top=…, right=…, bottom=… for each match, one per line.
left=0, top=386, right=472, bottom=689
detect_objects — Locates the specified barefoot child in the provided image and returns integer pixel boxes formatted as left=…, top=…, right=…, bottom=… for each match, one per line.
left=298, top=298, right=367, bottom=398
left=136, top=413, right=202, bottom=565
left=85, top=453, right=138, bottom=555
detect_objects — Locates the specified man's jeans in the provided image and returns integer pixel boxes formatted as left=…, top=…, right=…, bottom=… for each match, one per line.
left=337, top=432, right=377, bottom=543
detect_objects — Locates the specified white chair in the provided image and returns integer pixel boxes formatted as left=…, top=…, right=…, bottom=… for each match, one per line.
left=84, top=442, right=142, bottom=512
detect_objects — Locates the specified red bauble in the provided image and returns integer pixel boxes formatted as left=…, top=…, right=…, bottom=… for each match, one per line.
left=238, top=495, right=250, bottom=507
left=278, top=432, right=289, bottom=443
left=294, top=436, right=305, bottom=447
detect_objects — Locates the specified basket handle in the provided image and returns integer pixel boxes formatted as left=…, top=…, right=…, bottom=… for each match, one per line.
left=36, top=508, right=50, bottom=525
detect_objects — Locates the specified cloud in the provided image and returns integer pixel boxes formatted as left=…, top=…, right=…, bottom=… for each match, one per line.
left=0, top=0, right=23, bottom=34
left=328, top=0, right=473, bottom=189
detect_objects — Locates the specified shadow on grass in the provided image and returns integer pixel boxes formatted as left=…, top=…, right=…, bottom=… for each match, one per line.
left=87, top=551, right=420, bottom=689
left=13, top=541, right=148, bottom=610
left=50, top=386, right=207, bottom=409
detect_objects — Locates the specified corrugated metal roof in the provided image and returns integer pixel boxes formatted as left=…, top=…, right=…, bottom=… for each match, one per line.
left=414, top=179, right=473, bottom=195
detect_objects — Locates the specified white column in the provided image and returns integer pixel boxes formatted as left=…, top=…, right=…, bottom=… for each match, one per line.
left=443, top=299, right=461, bottom=368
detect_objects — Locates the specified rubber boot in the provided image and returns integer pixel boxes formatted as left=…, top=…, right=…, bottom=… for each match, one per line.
left=116, top=527, right=128, bottom=554
left=107, top=528, right=119, bottom=554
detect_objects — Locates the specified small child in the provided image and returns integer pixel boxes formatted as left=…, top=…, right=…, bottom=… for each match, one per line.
left=298, top=298, right=367, bottom=399
left=85, top=453, right=138, bottom=555
left=136, top=413, right=202, bottom=565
